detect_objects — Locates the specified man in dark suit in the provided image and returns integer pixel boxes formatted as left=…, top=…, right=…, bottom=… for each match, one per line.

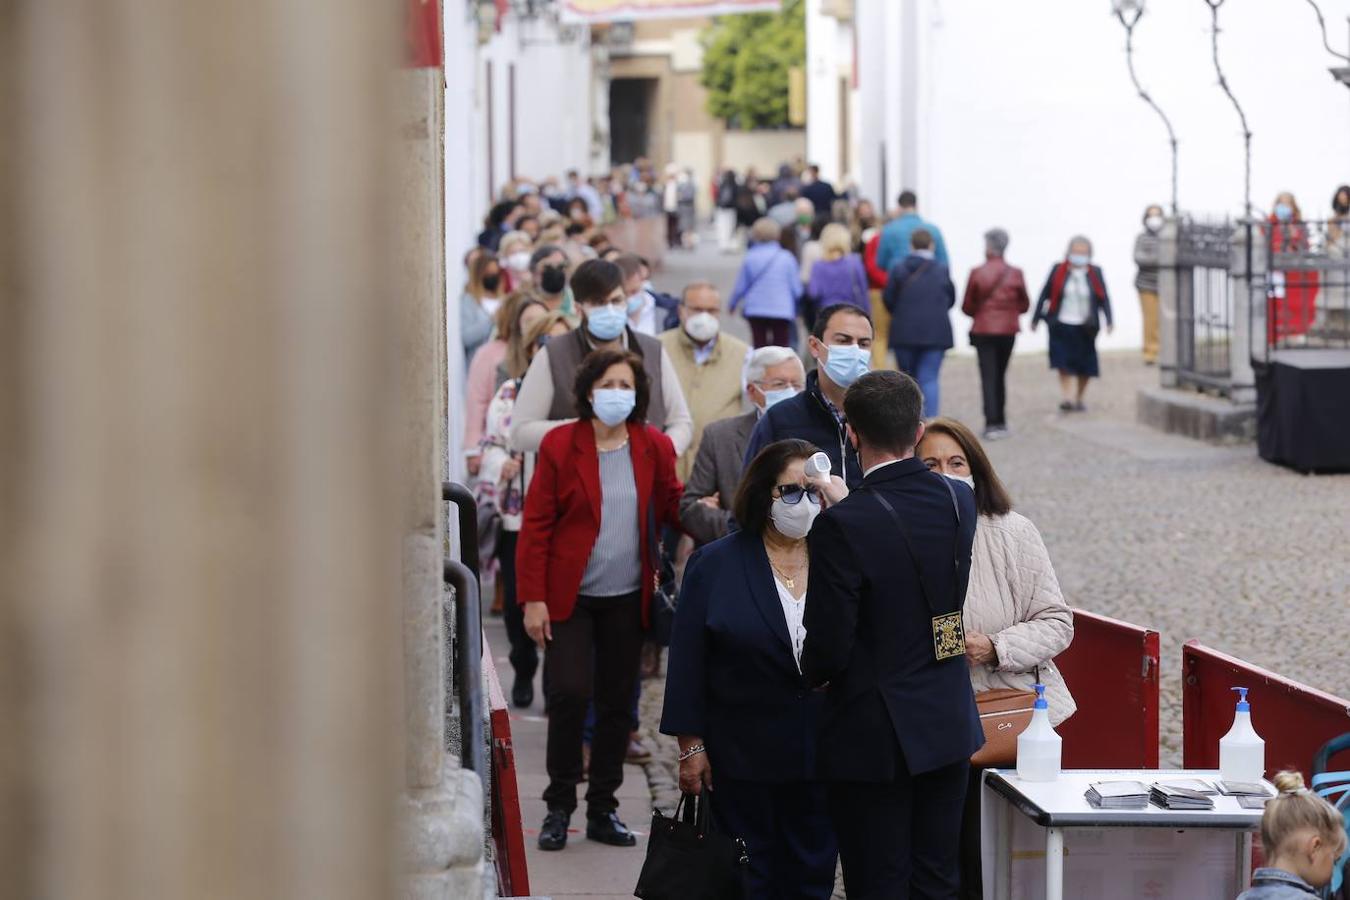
left=800, top=370, right=982, bottom=899
left=679, top=347, right=805, bottom=544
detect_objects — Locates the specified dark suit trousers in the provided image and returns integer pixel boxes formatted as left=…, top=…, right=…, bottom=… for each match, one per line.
left=970, top=333, right=1015, bottom=428
left=496, top=531, right=538, bottom=685
left=712, top=779, right=837, bottom=900
left=542, top=591, right=643, bottom=816
left=827, top=756, right=970, bottom=900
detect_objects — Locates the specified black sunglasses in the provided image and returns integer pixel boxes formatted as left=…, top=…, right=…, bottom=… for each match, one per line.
left=775, top=483, right=821, bottom=506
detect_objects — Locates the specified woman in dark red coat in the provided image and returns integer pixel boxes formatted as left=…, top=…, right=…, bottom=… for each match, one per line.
left=517, top=347, right=682, bottom=852
left=962, top=227, right=1031, bottom=439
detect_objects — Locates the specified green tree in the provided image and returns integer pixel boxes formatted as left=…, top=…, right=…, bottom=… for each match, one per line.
left=699, top=0, right=804, bottom=129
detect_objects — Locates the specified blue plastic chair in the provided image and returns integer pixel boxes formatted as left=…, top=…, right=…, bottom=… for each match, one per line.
left=1312, top=733, right=1350, bottom=897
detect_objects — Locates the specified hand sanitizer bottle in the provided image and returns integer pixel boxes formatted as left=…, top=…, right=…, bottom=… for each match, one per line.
left=1016, top=684, right=1062, bottom=782
left=1219, top=687, right=1265, bottom=784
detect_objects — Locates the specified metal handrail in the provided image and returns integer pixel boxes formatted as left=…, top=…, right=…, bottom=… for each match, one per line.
left=443, top=481, right=480, bottom=577
left=444, top=557, right=484, bottom=776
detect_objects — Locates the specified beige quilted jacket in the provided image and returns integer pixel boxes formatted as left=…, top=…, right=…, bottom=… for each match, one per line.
left=965, top=511, right=1077, bottom=726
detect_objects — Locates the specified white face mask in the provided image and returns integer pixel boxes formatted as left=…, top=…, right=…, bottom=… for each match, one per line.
left=945, top=473, right=975, bottom=489
left=506, top=251, right=531, bottom=272
left=770, top=494, right=820, bottom=540
left=684, top=312, right=720, bottom=343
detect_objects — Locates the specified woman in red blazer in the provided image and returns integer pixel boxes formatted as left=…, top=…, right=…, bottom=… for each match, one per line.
left=517, top=347, right=682, bottom=853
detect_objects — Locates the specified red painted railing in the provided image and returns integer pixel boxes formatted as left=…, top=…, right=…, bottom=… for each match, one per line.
left=1054, top=609, right=1161, bottom=768
left=484, top=640, right=529, bottom=896
left=1182, top=641, right=1350, bottom=781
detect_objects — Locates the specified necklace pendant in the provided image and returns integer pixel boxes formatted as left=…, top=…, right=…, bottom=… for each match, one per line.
left=784, top=577, right=794, bottom=589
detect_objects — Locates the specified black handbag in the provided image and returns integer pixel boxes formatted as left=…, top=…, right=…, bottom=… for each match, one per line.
left=634, top=792, right=749, bottom=900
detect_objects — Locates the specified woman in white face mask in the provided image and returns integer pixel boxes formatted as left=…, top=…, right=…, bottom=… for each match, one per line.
left=660, top=438, right=837, bottom=900
left=915, top=417, right=1075, bottom=900
left=498, top=230, right=535, bottom=294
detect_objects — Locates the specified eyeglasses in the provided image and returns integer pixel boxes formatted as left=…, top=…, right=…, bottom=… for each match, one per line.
left=755, top=380, right=805, bottom=392
left=774, top=483, right=821, bottom=506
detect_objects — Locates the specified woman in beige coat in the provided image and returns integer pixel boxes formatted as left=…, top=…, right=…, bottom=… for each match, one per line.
left=916, top=416, right=1075, bottom=900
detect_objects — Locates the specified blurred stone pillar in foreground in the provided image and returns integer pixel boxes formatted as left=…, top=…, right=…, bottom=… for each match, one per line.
left=394, top=2, right=488, bottom=895
left=0, top=2, right=411, bottom=898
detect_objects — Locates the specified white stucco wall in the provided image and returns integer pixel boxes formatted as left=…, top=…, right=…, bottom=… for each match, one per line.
left=862, top=0, right=1350, bottom=354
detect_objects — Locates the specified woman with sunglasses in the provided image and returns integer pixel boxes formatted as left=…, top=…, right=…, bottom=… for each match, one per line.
left=661, top=439, right=846, bottom=900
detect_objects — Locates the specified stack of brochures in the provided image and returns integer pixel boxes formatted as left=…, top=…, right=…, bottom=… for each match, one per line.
left=1084, top=780, right=1149, bottom=809
left=1214, top=780, right=1273, bottom=797
left=1149, top=782, right=1215, bottom=810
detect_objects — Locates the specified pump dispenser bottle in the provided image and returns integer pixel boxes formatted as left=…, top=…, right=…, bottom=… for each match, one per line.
left=1016, top=684, right=1062, bottom=782
left=1219, top=687, right=1265, bottom=784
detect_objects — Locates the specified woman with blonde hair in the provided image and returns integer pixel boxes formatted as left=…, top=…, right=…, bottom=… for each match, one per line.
left=461, top=251, right=504, bottom=364
left=1238, top=770, right=1347, bottom=898
left=480, top=309, right=574, bottom=708
left=499, top=230, right=535, bottom=294
left=805, top=222, right=871, bottom=326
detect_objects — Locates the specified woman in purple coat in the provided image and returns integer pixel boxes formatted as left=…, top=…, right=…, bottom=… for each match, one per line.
left=804, top=223, right=870, bottom=327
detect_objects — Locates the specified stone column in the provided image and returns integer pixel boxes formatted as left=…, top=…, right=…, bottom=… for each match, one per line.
left=1229, top=222, right=1264, bottom=404
left=1157, top=218, right=1181, bottom=388
left=0, top=1, right=441, bottom=898
left=394, top=52, right=488, bottom=899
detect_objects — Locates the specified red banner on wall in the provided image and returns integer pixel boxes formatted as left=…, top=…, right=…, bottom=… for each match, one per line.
left=559, top=0, right=781, bottom=24
left=404, top=0, right=442, bottom=69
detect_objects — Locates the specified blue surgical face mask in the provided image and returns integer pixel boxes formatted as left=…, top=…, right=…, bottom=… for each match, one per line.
left=591, top=388, right=636, bottom=427
left=1068, top=253, right=1090, bottom=268
left=626, top=292, right=646, bottom=314
left=821, top=343, right=870, bottom=388
left=585, top=303, right=627, bottom=341
left=760, top=386, right=799, bottom=411
left=1274, top=202, right=1293, bottom=223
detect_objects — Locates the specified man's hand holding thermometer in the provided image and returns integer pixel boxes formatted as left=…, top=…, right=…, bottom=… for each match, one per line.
left=804, top=451, right=849, bottom=508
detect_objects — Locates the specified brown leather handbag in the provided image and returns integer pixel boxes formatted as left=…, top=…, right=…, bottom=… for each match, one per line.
left=970, top=687, right=1037, bottom=768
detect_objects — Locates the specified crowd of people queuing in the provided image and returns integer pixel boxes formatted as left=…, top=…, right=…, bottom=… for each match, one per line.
left=458, top=159, right=1085, bottom=898
left=458, top=163, right=1350, bottom=898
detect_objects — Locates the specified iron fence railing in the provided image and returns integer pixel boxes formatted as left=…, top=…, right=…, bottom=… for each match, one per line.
left=1174, top=219, right=1236, bottom=393
left=1260, top=218, right=1350, bottom=361
left=443, top=481, right=484, bottom=776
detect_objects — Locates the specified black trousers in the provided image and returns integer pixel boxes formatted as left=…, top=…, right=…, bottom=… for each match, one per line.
left=713, top=778, right=837, bottom=900
left=496, top=531, right=538, bottom=686
left=827, top=757, right=970, bottom=900
left=970, top=333, right=1015, bottom=428
left=542, top=591, right=644, bottom=816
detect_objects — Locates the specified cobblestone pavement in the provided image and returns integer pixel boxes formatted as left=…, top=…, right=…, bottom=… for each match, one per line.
left=638, top=234, right=1350, bottom=894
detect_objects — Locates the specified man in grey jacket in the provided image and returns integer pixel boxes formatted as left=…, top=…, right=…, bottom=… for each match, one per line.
left=510, top=259, right=692, bottom=455
left=679, top=347, right=804, bottom=544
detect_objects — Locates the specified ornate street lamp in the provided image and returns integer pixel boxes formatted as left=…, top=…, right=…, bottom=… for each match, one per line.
left=1111, top=0, right=1179, bottom=215
left=1202, top=0, right=1253, bottom=220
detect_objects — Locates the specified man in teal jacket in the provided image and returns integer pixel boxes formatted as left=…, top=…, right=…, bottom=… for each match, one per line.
left=876, top=189, right=950, bottom=273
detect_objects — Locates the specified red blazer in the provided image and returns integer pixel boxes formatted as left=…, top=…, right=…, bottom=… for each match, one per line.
left=863, top=231, right=888, bottom=290
left=516, top=419, right=683, bottom=627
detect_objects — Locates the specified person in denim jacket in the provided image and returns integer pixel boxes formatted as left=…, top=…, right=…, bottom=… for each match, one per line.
left=1239, top=771, right=1346, bottom=899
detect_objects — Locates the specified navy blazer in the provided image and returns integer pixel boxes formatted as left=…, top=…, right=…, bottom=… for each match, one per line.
left=660, top=531, right=824, bottom=783
left=800, top=458, right=983, bottom=780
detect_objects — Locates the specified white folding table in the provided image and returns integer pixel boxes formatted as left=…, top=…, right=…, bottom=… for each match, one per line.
left=981, top=769, right=1270, bottom=900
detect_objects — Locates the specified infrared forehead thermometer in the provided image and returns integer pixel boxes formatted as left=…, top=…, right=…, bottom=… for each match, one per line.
left=804, top=452, right=832, bottom=478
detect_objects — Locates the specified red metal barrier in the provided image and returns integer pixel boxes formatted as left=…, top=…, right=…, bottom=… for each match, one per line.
left=1054, top=609, right=1161, bottom=768
left=1182, top=641, right=1350, bottom=780
left=484, top=642, right=529, bottom=896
